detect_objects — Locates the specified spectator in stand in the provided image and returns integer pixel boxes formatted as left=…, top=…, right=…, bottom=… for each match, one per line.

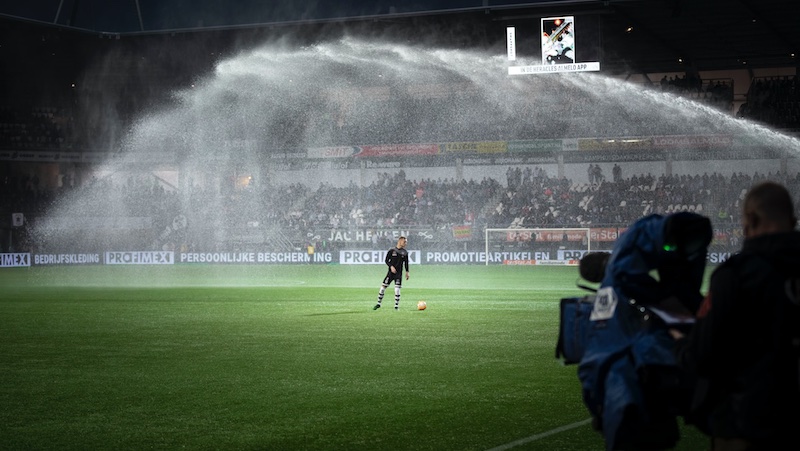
left=593, top=164, right=604, bottom=184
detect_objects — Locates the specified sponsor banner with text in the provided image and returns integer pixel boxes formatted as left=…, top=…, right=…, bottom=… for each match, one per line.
left=1, top=248, right=740, bottom=268
left=306, top=146, right=359, bottom=159
left=355, top=144, right=439, bottom=157
left=339, top=250, right=421, bottom=265
left=535, top=230, right=588, bottom=242
left=1, top=253, right=31, bottom=267
left=452, top=225, right=472, bottom=240
left=577, top=137, right=654, bottom=151
left=557, top=250, right=589, bottom=260
left=652, top=135, right=732, bottom=149
left=441, top=141, right=507, bottom=153
left=322, top=229, right=433, bottom=243
left=34, top=254, right=102, bottom=265
left=179, top=252, right=333, bottom=264
left=503, top=259, right=579, bottom=265
left=590, top=227, right=620, bottom=242
left=105, top=251, right=174, bottom=265
left=507, top=139, right=562, bottom=153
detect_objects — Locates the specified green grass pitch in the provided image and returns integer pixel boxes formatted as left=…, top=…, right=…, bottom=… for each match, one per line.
left=0, top=264, right=709, bottom=450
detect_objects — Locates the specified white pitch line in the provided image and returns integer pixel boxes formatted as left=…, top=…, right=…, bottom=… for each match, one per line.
left=485, top=418, right=593, bottom=451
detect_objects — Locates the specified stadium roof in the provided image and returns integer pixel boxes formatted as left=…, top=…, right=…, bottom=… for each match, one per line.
left=1, top=0, right=798, bottom=75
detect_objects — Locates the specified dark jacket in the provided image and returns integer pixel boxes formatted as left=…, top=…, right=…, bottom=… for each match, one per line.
left=675, top=231, right=800, bottom=444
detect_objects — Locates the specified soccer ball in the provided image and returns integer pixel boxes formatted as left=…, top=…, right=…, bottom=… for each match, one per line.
left=417, top=300, right=427, bottom=311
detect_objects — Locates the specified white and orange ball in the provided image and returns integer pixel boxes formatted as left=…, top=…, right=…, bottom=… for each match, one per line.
left=417, top=300, right=427, bottom=311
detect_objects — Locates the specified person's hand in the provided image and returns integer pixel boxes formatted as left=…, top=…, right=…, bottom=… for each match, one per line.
left=668, top=328, right=685, bottom=340
left=390, top=266, right=396, bottom=274
left=405, top=272, right=409, bottom=280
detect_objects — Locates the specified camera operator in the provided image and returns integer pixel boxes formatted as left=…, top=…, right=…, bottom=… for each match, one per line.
left=577, top=211, right=712, bottom=451
left=671, top=181, right=800, bottom=450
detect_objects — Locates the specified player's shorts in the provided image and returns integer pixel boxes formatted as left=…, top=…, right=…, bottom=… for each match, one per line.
left=382, top=271, right=402, bottom=287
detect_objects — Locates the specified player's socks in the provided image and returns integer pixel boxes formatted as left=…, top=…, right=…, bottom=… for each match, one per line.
left=394, top=287, right=400, bottom=309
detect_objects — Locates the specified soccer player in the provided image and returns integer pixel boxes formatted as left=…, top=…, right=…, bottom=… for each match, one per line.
left=374, top=236, right=410, bottom=310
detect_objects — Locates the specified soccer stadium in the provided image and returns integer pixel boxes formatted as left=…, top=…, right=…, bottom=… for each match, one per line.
left=1, top=1, right=799, bottom=449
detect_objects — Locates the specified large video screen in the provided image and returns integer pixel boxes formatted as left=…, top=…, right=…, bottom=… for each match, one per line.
left=541, top=16, right=575, bottom=65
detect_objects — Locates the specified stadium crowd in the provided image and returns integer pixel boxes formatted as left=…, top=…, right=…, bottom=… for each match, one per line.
left=736, top=76, right=800, bottom=130
left=4, top=160, right=800, bottom=254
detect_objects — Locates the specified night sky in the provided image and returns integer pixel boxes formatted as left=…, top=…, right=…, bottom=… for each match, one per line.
left=0, top=1, right=555, bottom=33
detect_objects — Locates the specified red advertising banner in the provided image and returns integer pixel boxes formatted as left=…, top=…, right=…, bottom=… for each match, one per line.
left=504, top=230, right=535, bottom=242
left=590, top=227, right=621, bottom=242
left=535, top=230, right=588, bottom=242
left=498, top=228, right=621, bottom=244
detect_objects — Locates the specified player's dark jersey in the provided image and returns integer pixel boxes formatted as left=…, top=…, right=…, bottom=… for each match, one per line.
left=385, top=246, right=409, bottom=276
